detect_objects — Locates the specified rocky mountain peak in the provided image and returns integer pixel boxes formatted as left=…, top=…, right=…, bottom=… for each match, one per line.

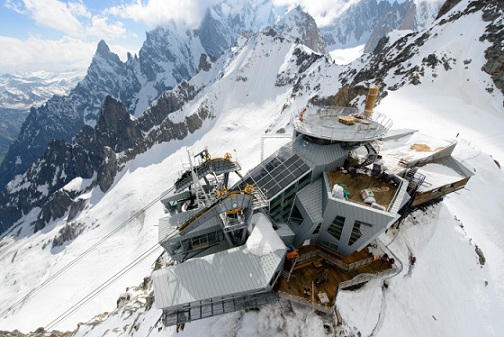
left=0, top=0, right=452, bottom=236
left=275, top=6, right=329, bottom=56
left=83, top=43, right=124, bottom=85
left=95, top=96, right=141, bottom=153
left=96, top=39, right=112, bottom=56
left=363, top=0, right=418, bottom=53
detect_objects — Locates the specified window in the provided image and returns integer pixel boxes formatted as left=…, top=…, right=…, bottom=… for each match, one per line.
left=192, top=236, right=209, bottom=249
left=298, top=173, right=311, bottom=189
left=289, top=204, right=304, bottom=228
left=327, top=216, right=345, bottom=241
left=269, top=172, right=312, bottom=222
left=312, top=223, right=321, bottom=234
left=321, top=240, right=339, bottom=252
left=348, top=220, right=373, bottom=246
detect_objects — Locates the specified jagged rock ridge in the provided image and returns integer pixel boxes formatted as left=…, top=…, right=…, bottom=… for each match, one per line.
left=0, top=80, right=205, bottom=234
left=0, top=1, right=287, bottom=192
left=0, top=0, right=444, bottom=193
left=321, top=0, right=443, bottom=52
left=0, top=5, right=334, bottom=235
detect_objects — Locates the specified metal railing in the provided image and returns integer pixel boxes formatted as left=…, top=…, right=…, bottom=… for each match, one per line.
left=277, top=291, right=333, bottom=314
left=292, top=249, right=375, bottom=272
left=291, top=109, right=393, bottom=142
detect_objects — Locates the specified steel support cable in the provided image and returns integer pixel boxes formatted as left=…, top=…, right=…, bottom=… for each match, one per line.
left=1, top=186, right=175, bottom=317
left=44, top=243, right=163, bottom=330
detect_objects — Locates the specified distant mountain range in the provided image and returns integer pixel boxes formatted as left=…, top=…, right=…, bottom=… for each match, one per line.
left=0, top=71, right=83, bottom=110
left=0, top=0, right=446, bottom=234
left=321, top=0, right=443, bottom=52
left=0, top=71, right=82, bottom=164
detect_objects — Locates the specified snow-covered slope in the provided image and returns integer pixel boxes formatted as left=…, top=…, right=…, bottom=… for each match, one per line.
left=0, top=6, right=334, bottom=236
left=0, top=19, right=341, bottom=332
left=0, top=0, right=503, bottom=336
left=0, top=0, right=287, bottom=193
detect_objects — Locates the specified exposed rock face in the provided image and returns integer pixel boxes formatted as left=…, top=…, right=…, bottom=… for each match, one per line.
left=363, top=0, right=444, bottom=53
left=68, top=199, right=87, bottom=221
left=34, top=190, right=73, bottom=232
left=479, top=0, right=504, bottom=102
left=95, top=96, right=142, bottom=153
left=437, top=0, right=462, bottom=19
left=333, top=85, right=371, bottom=107
left=0, top=108, right=30, bottom=165
left=198, top=8, right=235, bottom=59
left=51, top=222, right=84, bottom=249
left=0, top=328, right=73, bottom=337
left=363, top=1, right=417, bottom=53
left=321, top=0, right=401, bottom=49
left=321, top=0, right=443, bottom=54
left=0, top=81, right=206, bottom=233
left=275, top=6, right=329, bottom=57
left=97, top=147, right=118, bottom=193
left=199, top=54, right=214, bottom=72
left=0, top=71, right=81, bottom=165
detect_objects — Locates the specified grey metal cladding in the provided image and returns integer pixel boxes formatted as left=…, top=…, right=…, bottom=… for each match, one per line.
left=152, top=247, right=285, bottom=309
left=291, top=136, right=346, bottom=172
left=296, top=178, right=324, bottom=224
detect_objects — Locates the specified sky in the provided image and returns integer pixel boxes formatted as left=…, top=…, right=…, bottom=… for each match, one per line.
left=0, top=0, right=365, bottom=75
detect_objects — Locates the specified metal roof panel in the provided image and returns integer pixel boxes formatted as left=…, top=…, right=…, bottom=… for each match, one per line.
left=152, top=246, right=285, bottom=309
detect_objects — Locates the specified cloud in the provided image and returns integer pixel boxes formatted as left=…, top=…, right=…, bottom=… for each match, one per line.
left=0, top=36, right=96, bottom=73
left=22, top=0, right=87, bottom=36
left=86, top=16, right=126, bottom=40
left=6, top=1, right=127, bottom=40
left=105, top=0, right=226, bottom=29
left=272, top=0, right=361, bottom=27
left=4, top=0, right=27, bottom=14
left=104, top=0, right=360, bottom=31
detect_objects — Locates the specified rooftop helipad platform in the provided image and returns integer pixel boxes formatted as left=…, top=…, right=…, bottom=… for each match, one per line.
left=292, top=106, right=392, bottom=142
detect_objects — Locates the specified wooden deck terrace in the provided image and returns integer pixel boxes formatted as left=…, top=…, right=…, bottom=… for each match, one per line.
left=274, top=245, right=393, bottom=312
left=328, top=169, right=399, bottom=211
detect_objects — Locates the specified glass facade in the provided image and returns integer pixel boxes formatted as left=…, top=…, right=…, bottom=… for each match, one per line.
left=321, top=240, right=339, bottom=251
left=327, top=216, right=345, bottom=241
left=270, top=173, right=311, bottom=223
left=166, top=229, right=225, bottom=258
left=312, top=223, right=321, bottom=234
left=348, top=220, right=373, bottom=246
left=234, top=146, right=310, bottom=200
left=288, top=204, right=304, bottom=229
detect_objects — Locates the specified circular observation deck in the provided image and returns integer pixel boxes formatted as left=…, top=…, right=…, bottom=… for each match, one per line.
left=292, top=106, right=393, bottom=143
